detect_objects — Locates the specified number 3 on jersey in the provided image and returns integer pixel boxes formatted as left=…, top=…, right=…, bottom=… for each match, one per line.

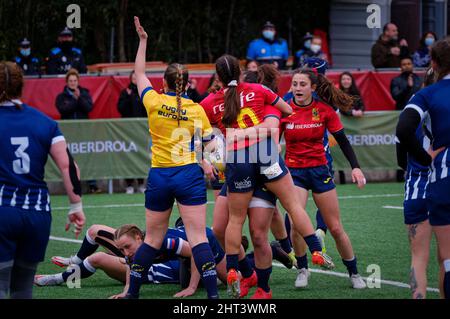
left=11, top=137, right=30, bottom=174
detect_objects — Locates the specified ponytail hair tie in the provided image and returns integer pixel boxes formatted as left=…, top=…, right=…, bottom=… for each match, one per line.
left=228, top=80, right=238, bottom=87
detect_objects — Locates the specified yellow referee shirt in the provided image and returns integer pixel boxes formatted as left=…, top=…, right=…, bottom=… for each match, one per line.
left=141, top=87, right=214, bottom=168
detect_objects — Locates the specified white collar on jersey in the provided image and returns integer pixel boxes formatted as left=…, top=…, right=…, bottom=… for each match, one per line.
left=0, top=99, right=23, bottom=106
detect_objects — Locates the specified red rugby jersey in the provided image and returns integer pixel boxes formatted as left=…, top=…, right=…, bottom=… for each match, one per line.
left=281, top=99, right=343, bottom=168
left=200, top=82, right=280, bottom=149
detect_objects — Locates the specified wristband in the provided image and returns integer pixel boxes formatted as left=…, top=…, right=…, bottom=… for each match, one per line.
left=69, top=202, right=83, bottom=215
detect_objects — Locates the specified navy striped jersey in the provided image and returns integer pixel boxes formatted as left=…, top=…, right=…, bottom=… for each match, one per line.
left=404, top=115, right=431, bottom=201
left=405, top=75, right=450, bottom=183
left=0, top=101, right=64, bottom=211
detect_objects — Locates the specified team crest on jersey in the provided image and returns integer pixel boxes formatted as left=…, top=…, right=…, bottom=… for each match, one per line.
left=312, top=108, right=320, bottom=121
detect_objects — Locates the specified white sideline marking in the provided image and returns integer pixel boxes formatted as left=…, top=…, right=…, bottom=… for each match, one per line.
left=48, top=236, right=439, bottom=294
left=49, top=236, right=82, bottom=244
left=51, top=194, right=404, bottom=211
left=272, top=262, right=439, bottom=293
left=382, top=206, right=403, bottom=210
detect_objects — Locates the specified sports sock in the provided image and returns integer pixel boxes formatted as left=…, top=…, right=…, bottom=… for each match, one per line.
left=238, top=256, right=254, bottom=278
left=76, top=232, right=99, bottom=260
left=303, top=234, right=322, bottom=253
left=62, top=258, right=96, bottom=282
left=192, top=243, right=219, bottom=299
left=296, top=254, right=308, bottom=270
left=127, top=243, right=159, bottom=298
left=316, top=210, right=328, bottom=233
left=342, top=256, right=359, bottom=276
left=226, top=254, right=239, bottom=272
left=278, top=236, right=292, bottom=254
left=444, top=259, right=450, bottom=299
left=255, top=267, right=272, bottom=293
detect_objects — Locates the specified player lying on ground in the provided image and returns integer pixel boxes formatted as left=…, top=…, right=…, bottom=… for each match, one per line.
left=35, top=222, right=227, bottom=298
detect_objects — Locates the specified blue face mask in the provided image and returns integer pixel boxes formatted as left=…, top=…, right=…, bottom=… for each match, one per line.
left=425, top=37, right=435, bottom=46
left=304, top=40, right=311, bottom=49
left=263, top=30, right=275, bottom=41
left=20, top=48, right=31, bottom=57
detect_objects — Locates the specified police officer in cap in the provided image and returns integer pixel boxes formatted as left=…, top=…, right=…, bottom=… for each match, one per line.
left=14, top=38, right=40, bottom=76
left=246, top=21, right=289, bottom=70
left=46, top=27, right=87, bottom=75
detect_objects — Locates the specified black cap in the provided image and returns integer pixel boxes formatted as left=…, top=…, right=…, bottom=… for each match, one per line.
left=263, top=21, right=275, bottom=29
left=59, top=27, right=73, bottom=37
left=19, top=38, right=31, bottom=47
left=303, top=32, right=313, bottom=41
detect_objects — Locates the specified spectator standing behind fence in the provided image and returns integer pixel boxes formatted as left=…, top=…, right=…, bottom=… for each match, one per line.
left=14, top=38, right=40, bottom=76
left=339, top=72, right=365, bottom=117
left=46, top=28, right=87, bottom=75
left=390, top=56, right=422, bottom=111
left=117, top=70, right=147, bottom=194
left=371, top=23, right=409, bottom=68
left=295, top=35, right=328, bottom=69
left=413, top=31, right=437, bottom=68
left=246, top=21, right=289, bottom=70
left=55, top=69, right=101, bottom=194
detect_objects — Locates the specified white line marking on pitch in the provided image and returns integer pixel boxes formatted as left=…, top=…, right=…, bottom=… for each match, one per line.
left=272, top=262, right=439, bottom=293
left=48, top=236, right=439, bottom=294
left=51, top=194, right=404, bottom=211
left=382, top=206, right=403, bottom=210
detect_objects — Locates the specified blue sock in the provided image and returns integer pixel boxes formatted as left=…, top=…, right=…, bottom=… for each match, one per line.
left=76, top=233, right=99, bottom=260
left=304, top=234, right=322, bottom=253
left=444, top=260, right=450, bottom=299
left=246, top=253, right=255, bottom=269
left=127, top=243, right=158, bottom=298
left=226, top=254, right=239, bottom=272
left=278, top=236, right=292, bottom=254
left=62, top=259, right=96, bottom=282
left=238, top=256, right=254, bottom=279
left=342, top=257, right=358, bottom=276
left=255, top=267, right=272, bottom=293
left=316, top=210, right=328, bottom=233
left=284, top=214, right=292, bottom=243
left=296, top=254, right=308, bottom=270
left=192, top=243, right=219, bottom=299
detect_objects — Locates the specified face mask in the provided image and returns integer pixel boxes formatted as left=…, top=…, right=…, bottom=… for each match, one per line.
left=263, top=30, right=275, bottom=41
left=310, top=44, right=321, bottom=54
left=425, top=37, right=435, bottom=46
left=20, top=48, right=31, bottom=57
left=304, top=40, right=311, bottom=49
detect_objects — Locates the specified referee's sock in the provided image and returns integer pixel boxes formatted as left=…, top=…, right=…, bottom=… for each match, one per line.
left=192, top=243, right=219, bottom=299
left=127, top=242, right=158, bottom=298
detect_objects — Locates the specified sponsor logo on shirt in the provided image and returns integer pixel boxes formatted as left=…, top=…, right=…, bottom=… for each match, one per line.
left=312, top=108, right=320, bottom=121
left=285, top=122, right=323, bottom=130
left=324, top=177, right=332, bottom=184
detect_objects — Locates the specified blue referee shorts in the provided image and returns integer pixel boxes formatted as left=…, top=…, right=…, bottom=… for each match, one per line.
left=145, top=164, right=207, bottom=212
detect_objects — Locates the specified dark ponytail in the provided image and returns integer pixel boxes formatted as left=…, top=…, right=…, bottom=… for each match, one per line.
left=295, top=68, right=354, bottom=113
left=215, top=55, right=241, bottom=127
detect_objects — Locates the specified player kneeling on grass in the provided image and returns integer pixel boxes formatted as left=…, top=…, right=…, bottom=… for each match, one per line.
left=34, top=223, right=228, bottom=298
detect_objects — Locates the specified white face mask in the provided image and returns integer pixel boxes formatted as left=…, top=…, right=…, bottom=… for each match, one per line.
left=310, top=44, right=321, bottom=54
